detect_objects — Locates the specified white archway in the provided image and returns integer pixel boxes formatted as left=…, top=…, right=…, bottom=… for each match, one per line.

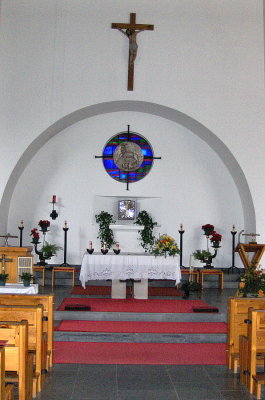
left=0, top=100, right=255, bottom=233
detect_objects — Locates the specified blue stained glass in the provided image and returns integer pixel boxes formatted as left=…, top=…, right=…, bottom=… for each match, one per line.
left=102, top=131, right=154, bottom=184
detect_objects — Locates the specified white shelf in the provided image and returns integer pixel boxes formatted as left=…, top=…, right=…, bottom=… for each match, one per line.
left=110, top=224, right=144, bottom=231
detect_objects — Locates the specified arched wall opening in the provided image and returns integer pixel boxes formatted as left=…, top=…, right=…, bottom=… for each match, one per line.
left=0, top=100, right=255, bottom=238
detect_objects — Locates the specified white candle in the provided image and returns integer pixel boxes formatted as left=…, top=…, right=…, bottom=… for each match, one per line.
left=189, top=255, right=194, bottom=268
left=19, top=220, right=24, bottom=228
left=116, top=242, right=119, bottom=249
left=64, top=221, right=68, bottom=228
left=180, top=224, right=184, bottom=231
left=103, top=242, right=106, bottom=250
left=232, top=225, right=236, bottom=232
left=89, top=241, right=93, bottom=249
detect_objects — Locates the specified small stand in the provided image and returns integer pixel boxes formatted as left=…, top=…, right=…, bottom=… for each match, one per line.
left=178, top=225, right=185, bottom=268
left=60, top=225, right=70, bottom=267
left=227, top=229, right=240, bottom=274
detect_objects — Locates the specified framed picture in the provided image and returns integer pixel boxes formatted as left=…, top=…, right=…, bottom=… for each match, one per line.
left=118, top=200, right=136, bottom=221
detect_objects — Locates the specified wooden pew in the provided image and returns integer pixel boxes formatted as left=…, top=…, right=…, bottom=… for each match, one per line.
left=0, top=305, right=46, bottom=393
left=227, top=297, right=265, bottom=373
left=0, top=294, right=54, bottom=369
left=239, top=308, right=265, bottom=397
left=0, top=321, right=33, bottom=400
left=0, top=347, right=14, bottom=400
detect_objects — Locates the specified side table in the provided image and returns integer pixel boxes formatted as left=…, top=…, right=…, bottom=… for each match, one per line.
left=198, top=269, right=224, bottom=290
left=181, top=269, right=199, bottom=283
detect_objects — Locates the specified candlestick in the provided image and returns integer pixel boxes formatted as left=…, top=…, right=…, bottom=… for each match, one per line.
left=178, top=226, right=185, bottom=268
left=18, top=220, right=24, bottom=247
left=60, top=222, right=70, bottom=266
left=227, top=226, right=240, bottom=274
left=50, top=196, right=58, bottom=220
left=52, top=195, right=56, bottom=203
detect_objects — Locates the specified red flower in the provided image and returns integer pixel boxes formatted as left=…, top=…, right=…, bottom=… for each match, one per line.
left=210, top=233, right=222, bottom=242
left=30, top=228, right=40, bottom=239
left=202, top=224, right=214, bottom=231
left=38, top=220, right=50, bottom=227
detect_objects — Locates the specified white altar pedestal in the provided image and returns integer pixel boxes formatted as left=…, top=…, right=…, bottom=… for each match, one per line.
left=133, top=279, right=148, bottom=299
left=111, top=279, right=126, bottom=299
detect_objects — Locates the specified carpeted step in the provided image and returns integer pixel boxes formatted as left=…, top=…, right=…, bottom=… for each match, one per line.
left=71, top=285, right=184, bottom=297
left=54, top=321, right=227, bottom=344
left=57, top=298, right=216, bottom=313
left=54, top=341, right=227, bottom=365
left=55, top=320, right=227, bottom=334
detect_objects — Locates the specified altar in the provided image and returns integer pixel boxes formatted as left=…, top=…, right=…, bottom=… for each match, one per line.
left=79, top=253, right=180, bottom=299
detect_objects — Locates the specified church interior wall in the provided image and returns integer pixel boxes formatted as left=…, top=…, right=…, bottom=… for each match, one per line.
left=0, top=0, right=264, bottom=267
left=8, top=112, right=244, bottom=267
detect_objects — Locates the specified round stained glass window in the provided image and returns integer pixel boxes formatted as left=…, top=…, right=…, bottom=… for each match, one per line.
left=102, top=130, right=154, bottom=184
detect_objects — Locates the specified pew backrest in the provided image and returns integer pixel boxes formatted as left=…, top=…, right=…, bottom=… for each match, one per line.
left=0, top=294, right=54, bottom=367
left=227, top=297, right=265, bottom=368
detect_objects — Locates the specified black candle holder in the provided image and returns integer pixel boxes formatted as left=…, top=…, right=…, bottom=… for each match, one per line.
left=18, top=225, right=24, bottom=247
left=178, top=227, right=185, bottom=268
left=101, top=249, right=108, bottom=255
left=87, top=248, right=94, bottom=254
left=113, top=249, right=120, bottom=255
left=227, top=230, right=240, bottom=274
left=50, top=199, right=58, bottom=220
left=60, top=226, right=70, bottom=267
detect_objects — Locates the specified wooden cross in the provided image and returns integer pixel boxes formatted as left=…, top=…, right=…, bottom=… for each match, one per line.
left=112, top=13, right=154, bottom=91
left=0, top=254, right=13, bottom=273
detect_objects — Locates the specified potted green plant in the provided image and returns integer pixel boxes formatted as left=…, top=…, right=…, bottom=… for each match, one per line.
left=0, top=273, right=9, bottom=286
left=180, top=280, right=202, bottom=298
left=193, top=250, right=213, bottom=261
left=20, top=272, right=33, bottom=287
left=95, top=211, right=116, bottom=249
left=134, top=210, right=157, bottom=252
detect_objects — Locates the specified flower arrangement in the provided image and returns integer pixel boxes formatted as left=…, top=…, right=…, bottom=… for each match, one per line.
left=38, top=220, right=50, bottom=230
left=151, top=234, right=180, bottom=257
left=210, top=232, right=222, bottom=248
left=238, top=264, right=265, bottom=297
left=30, top=228, right=40, bottom=242
left=201, top=224, right=214, bottom=236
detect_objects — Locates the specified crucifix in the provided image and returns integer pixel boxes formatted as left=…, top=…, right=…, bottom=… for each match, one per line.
left=112, top=13, right=154, bottom=91
left=0, top=254, right=13, bottom=273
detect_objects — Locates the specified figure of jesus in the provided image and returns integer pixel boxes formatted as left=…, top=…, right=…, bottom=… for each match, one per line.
left=118, top=28, right=143, bottom=66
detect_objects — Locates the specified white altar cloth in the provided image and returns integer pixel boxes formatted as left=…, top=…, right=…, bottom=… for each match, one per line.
left=0, top=283, right=39, bottom=294
left=79, top=253, right=180, bottom=289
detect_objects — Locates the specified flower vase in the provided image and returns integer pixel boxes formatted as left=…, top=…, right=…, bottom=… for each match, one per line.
left=23, top=280, right=31, bottom=287
left=212, top=241, right=221, bottom=249
left=0, top=281, right=6, bottom=286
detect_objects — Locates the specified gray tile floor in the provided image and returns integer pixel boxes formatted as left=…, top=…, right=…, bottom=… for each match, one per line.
left=35, top=285, right=259, bottom=400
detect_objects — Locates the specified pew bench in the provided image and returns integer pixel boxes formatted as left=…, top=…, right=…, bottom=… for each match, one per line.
left=0, top=321, right=34, bottom=400
left=239, top=308, right=265, bottom=396
left=0, top=293, right=54, bottom=369
left=0, top=304, right=47, bottom=394
left=0, top=347, right=14, bottom=400
left=227, top=297, right=265, bottom=373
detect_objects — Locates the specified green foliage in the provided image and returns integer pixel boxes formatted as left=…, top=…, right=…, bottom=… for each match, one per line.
left=134, top=210, right=157, bottom=252
left=20, top=272, right=33, bottom=282
left=193, top=250, right=212, bottom=260
left=95, top=211, right=116, bottom=248
left=0, top=273, right=9, bottom=282
left=181, top=280, right=202, bottom=292
left=41, top=242, right=62, bottom=257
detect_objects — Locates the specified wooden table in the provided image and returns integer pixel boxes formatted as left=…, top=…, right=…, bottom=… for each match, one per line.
left=198, top=268, right=224, bottom=290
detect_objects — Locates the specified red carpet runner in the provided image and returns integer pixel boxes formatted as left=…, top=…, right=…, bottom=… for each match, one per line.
left=54, top=342, right=226, bottom=365
left=57, top=298, right=212, bottom=313
left=55, top=320, right=227, bottom=334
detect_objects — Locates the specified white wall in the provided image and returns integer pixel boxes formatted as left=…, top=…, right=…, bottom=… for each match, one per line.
left=8, top=112, right=244, bottom=266
left=1, top=0, right=264, bottom=267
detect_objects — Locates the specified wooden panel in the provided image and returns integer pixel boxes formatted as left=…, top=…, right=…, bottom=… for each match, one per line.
left=0, top=247, right=33, bottom=283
